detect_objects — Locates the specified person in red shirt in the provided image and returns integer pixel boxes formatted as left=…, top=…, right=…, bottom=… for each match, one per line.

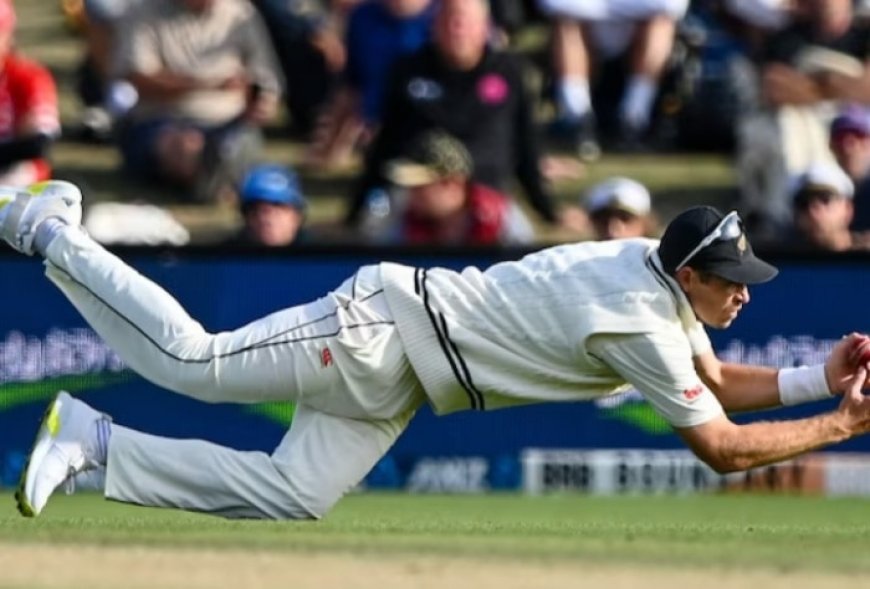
left=364, top=129, right=535, bottom=245
left=0, top=0, right=60, bottom=186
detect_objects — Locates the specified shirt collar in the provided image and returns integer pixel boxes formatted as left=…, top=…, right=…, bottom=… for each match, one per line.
left=647, top=248, right=700, bottom=331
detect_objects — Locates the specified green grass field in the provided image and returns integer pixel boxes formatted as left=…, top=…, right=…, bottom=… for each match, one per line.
left=2, top=493, right=870, bottom=588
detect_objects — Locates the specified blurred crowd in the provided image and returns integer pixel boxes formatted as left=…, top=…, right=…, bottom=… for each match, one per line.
left=5, top=0, right=870, bottom=251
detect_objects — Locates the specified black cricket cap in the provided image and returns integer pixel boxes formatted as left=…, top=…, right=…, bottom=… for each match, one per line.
left=658, top=206, right=779, bottom=285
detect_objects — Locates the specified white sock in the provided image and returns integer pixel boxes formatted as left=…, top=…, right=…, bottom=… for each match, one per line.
left=620, top=74, right=657, bottom=131
left=33, top=217, right=70, bottom=257
left=67, top=468, right=106, bottom=495
left=556, top=77, right=591, bottom=121
left=84, top=417, right=112, bottom=467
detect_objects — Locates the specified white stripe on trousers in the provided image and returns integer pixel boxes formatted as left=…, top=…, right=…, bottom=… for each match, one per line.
left=42, top=228, right=424, bottom=519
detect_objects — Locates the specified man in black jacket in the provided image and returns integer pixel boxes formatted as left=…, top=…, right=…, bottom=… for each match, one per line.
left=346, top=0, right=584, bottom=233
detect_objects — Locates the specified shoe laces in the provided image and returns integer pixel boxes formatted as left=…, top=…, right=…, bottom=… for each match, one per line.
left=63, top=465, right=77, bottom=496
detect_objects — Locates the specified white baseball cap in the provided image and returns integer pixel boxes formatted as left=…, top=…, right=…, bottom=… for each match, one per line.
left=584, top=177, right=651, bottom=216
left=790, top=162, right=854, bottom=201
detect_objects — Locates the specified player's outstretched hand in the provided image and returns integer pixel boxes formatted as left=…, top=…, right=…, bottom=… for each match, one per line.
left=847, top=333, right=870, bottom=369
left=826, top=333, right=870, bottom=394
left=837, top=366, right=870, bottom=436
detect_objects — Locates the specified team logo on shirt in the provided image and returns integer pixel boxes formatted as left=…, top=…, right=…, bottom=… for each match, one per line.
left=683, top=384, right=704, bottom=401
left=477, top=74, right=509, bottom=105
left=408, top=78, right=443, bottom=101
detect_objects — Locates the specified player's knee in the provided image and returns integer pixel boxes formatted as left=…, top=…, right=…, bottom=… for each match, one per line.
left=220, top=504, right=319, bottom=521
left=287, top=491, right=338, bottom=520
left=251, top=506, right=319, bottom=521
left=268, top=507, right=321, bottom=521
left=255, top=495, right=331, bottom=521
left=220, top=487, right=327, bottom=520
left=281, top=478, right=341, bottom=520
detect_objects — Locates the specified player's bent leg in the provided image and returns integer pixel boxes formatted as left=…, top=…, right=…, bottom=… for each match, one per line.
left=104, top=426, right=314, bottom=519
left=103, top=398, right=421, bottom=519
left=270, top=400, right=422, bottom=518
left=41, top=226, right=394, bottom=407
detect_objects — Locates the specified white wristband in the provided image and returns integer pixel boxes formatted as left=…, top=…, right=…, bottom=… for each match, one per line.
left=778, top=364, right=832, bottom=406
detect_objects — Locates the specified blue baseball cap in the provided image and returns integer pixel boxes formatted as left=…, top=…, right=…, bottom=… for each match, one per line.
left=831, top=105, right=870, bottom=137
left=240, top=164, right=306, bottom=211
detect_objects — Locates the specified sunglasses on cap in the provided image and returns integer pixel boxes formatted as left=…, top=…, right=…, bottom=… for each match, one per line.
left=675, top=210, right=743, bottom=272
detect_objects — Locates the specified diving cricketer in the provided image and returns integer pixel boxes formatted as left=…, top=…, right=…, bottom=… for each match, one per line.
left=3, top=181, right=870, bottom=519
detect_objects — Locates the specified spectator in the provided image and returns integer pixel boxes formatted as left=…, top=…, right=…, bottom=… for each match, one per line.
left=829, top=104, right=870, bottom=230
left=251, top=0, right=348, bottom=136
left=583, top=177, right=657, bottom=240
left=76, top=0, right=141, bottom=142
left=538, top=0, right=690, bottom=156
left=306, top=0, right=435, bottom=170
left=347, top=0, right=585, bottom=234
left=737, top=0, right=870, bottom=237
left=363, top=129, right=534, bottom=245
left=114, top=0, right=283, bottom=202
left=785, top=161, right=870, bottom=251
left=230, top=164, right=307, bottom=247
left=0, top=0, right=60, bottom=186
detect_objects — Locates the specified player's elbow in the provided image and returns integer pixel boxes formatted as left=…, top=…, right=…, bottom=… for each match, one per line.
left=693, top=439, right=757, bottom=474
left=678, top=419, right=754, bottom=474
left=699, top=453, right=749, bottom=475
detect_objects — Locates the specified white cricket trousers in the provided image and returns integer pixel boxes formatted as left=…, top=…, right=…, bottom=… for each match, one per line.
left=42, top=228, right=426, bottom=519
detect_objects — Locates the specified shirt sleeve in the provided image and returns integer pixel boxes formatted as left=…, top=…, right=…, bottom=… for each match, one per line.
left=114, top=16, right=161, bottom=77
left=587, top=330, right=724, bottom=428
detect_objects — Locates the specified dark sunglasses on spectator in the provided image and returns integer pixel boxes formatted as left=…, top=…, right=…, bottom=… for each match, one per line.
left=793, top=190, right=841, bottom=211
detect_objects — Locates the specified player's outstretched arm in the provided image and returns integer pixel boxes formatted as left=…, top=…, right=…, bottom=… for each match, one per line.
left=695, top=333, right=870, bottom=412
left=694, top=351, right=779, bottom=412
left=676, top=367, right=870, bottom=473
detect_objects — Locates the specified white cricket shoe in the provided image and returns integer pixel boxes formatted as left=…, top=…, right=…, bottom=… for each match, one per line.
left=0, top=180, right=83, bottom=255
left=16, top=392, right=109, bottom=517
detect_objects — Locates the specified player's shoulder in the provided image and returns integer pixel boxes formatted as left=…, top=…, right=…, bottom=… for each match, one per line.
left=511, top=238, right=658, bottom=274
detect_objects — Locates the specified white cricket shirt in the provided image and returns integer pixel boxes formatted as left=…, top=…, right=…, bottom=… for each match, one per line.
left=380, top=239, right=725, bottom=428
